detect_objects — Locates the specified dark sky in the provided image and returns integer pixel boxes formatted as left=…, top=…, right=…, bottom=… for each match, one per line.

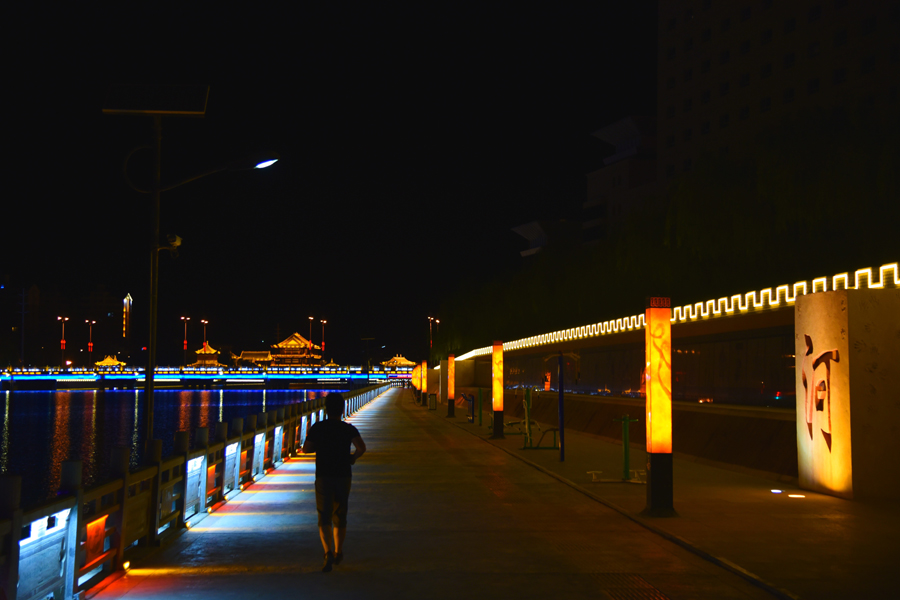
left=6, top=4, right=657, bottom=366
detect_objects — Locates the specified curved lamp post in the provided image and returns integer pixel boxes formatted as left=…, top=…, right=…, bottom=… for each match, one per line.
left=118, top=129, right=278, bottom=446
left=58, top=316, right=69, bottom=368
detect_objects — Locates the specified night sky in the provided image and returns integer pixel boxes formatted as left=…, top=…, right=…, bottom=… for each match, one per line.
left=5, top=4, right=657, bottom=366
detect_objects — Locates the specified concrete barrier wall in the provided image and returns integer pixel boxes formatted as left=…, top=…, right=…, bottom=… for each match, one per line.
left=457, top=387, right=798, bottom=479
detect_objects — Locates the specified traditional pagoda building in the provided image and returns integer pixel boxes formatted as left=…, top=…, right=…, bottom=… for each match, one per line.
left=189, top=342, right=223, bottom=368
left=381, top=354, right=416, bottom=368
left=95, top=355, right=126, bottom=369
left=270, top=332, right=322, bottom=367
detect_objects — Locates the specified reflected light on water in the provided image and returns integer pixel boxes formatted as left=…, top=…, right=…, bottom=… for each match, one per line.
left=131, top=391, right=140, bottom=470
left=219, top=390, right=224, bottom=423
left=199, top=391, right=211, bottom=429
left=178, top=391, right=192, bottom=433
left=49, top=392, right=72, bottom=494
left=1, top=391, right=9, bottom=473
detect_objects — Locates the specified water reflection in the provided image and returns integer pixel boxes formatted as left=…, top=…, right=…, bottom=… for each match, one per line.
left=48, top=392, right=72, bottom=497
left=1, top=391, right=9, bottom=473
left=4, top=388, right=345, bottom=509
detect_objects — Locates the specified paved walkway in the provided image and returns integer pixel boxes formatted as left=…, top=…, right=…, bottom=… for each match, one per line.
left=93, top=387, right=890, bottom=600
left=444, top=398, right=900, bottom=600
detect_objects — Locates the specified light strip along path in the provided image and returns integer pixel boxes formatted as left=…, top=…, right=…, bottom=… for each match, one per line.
left=96, top=387, right=774, bottom=600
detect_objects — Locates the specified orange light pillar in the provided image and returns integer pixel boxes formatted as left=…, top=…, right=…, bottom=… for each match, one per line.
left=490, top=342, right=504, bottom=438
left=446, top=354, right=455, bottom=417
left=644, top=297, right=676, bottom=517
left=421, top=360, right=427, bottom=406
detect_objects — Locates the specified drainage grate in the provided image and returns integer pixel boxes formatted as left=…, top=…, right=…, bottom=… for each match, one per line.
left=592, top=573, right=670, bottom=600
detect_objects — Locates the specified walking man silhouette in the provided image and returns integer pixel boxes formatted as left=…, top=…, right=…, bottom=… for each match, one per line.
left=302, top=392, right=366, bottom=572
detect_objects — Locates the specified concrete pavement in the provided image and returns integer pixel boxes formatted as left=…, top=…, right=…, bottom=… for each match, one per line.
left=93, top=387, right=833, bottom=599
left=443, top=396, right=900, bottom=600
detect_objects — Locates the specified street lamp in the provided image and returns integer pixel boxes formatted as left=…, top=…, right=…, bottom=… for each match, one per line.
left=104, top=84, right=280, bottom=447
left=181, top=317, right=190, bottom=366
left=57, top=316, right=69, bottom=368
left=201, top=319, right=209, bottom=344
left=320, top=320, right=327, bottom=357
left=428, top=317, right=434, bottom=348
left=308, top=316, right=314, bottom=364
left=85, top=320, right=96, bottom=366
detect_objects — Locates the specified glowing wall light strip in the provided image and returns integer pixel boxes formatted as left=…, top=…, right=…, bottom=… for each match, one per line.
left=447, top=355, right=454, bottom=402
left=492, top=341, right=503, bottom=411
left=452, top=262, right=897, bottom=361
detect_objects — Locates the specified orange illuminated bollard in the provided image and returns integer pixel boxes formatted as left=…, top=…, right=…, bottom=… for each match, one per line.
left=446, top=354, right=455, bottom=418
left=421, top=360, right=427, bottom=406
left=644, top=297, right=676, bottom=517
left=490, top=342, right=504, bottom=439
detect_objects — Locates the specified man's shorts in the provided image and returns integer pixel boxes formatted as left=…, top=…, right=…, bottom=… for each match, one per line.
left=315, top=477, right=352, bottom=527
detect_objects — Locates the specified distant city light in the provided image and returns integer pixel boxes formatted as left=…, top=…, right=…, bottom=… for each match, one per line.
left=254, top=159, right=278, bottom=169
left=771, top=490, right=783, bottom=494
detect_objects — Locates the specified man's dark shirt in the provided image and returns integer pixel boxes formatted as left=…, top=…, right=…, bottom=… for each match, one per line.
left=307, top=419, right=360, bottom=478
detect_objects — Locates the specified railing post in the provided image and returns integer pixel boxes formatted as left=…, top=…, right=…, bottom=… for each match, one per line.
left=147, top=439, right=163, bottom=546
left=0, top=475, right=23, bottom=600
left=110, top=445, right=131, bottom=571
left=173, top=431, right=190, bottom=528
left=60, top=460, right=82, bottom=600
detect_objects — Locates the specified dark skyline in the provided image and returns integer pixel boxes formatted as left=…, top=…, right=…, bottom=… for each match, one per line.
left=5, top=4, right=658, bottom=366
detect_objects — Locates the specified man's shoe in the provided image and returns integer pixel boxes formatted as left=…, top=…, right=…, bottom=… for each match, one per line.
left=334, top=551, right=343, bottom=565
left=322, top=551, right=334, bottom=572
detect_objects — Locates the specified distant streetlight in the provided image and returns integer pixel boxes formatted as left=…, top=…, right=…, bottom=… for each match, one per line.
left=201, top=319, right=209, bottom=344
left=320, top=320, right=327, bottom=357
left=308, top=316, right=314, bottom=363
left=85, top=320, right=96, bottom=366
left=436, top=319, right=440, bottom=334
left=181, top=317, right=190, bottom=366
left=58, top=316, right=69, bottom=368
left=104, top=84, right=280, bottom=445
left=428, top=317, right=434, bottom=348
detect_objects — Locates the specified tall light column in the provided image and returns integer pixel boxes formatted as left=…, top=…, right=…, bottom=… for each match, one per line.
left=490, top=341, right=504, bottom=439
left=181, top=317, right=190, bottom=366
left=201, top=319, right=208, bottom=344
left=320, top=320, right=327, bottom=356
left=644, top=297, right=675, bottom=517
left=308, top=316, right=314, bottom=365
left=58, top=316, right=69, bottom=368
left=86, top=320, right=96, bottom=366
left=446, top=354, right=455, bottom=418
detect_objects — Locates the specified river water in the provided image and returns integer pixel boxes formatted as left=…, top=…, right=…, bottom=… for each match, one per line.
left=0, top=388, right=341, bottom=509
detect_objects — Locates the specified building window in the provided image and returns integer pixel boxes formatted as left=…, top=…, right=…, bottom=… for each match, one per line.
left=683, top=97, right=693, bottom=112
left=861, top=56, right=876, bottom=74
left=668, top=17, right=677, bottom=31
left=683, top=158, right=693, bottom=172
left=720, top=113, right=730, bottom=128
left=701, top=89, right=711, bottom=104
left=834, top=0, right=847, bottom=8
left=667, top=47, right=676, bottom=60
left=762, top=0, right=773, bottom=9
left=701, top=121, right=710, bottom=134
left=761, top=29, right=772, bottom=44
left=667, top=77, right=676, bottom=89
left=722, top=18, right=731, bottom=31
left=684, top=128, right=693, bottom=141
left=740, top=40, right=751, bottom=54
left=685, top=8, right=694, bottom=20
left=783, top=88, right=795, bottom=103
left=761, top=63, right=772, bottom=79
left=667, top=164, right=677, bottom=178
left=740, top=72, right=751, bottom=87
left=861, top=94, right=875, bottom=109
left=740, top=106, right=750, bottom=120
left=685, top=38, right=694, bottom=51
left=741, top=6, right=752, bottom=21
left=784, top=52, right=796, bottom=68
left=861, top=16, right=876, bottom=35
left=761, top=97, right=772, bottom=112
left=667, top=104, right=676, bottom=118
left=684, top=68, right=693, bottom=82
left=720, top=81, right=730, bottom=96
left=808, top=5, right=822, bottom=23
left=892, top=45, right=899, bottom=64
left=719, top=146, right=730, bottom=158
left=833, top=68, right=846, bottom=84
left=834, top=29, right=847, bottom=47
left=702, top=28, right=711, bottom=42
left=785, top=18, right=796, bottom=33
left=701, top=59, right=711, bottom=73
left=808, top=78, right=820, bottom=94
left=808, top=41, right=820, bottom=58
left=720, top=50, right=731, bottom=64
left=666, top=134, right=676, bottom=148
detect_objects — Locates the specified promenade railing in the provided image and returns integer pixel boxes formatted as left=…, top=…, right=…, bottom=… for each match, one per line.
left=0, top=381, right=395, bottom=600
